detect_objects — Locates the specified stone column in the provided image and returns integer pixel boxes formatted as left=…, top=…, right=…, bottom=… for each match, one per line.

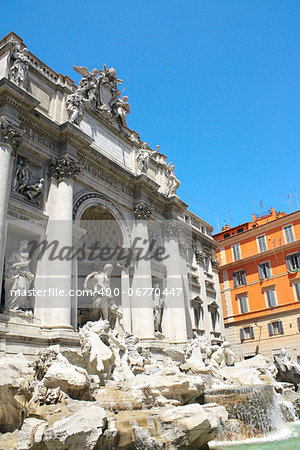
left=43, top=156, right=82, bottom=329
left=119, top=265, right=132, bottom=333
left=211, top=254, right=224, bottom=335
left=0, top=118, right=23, bottom=301
left=164, top=221, right=188, bottom=343
left=131, top=201, right=155, bottom=340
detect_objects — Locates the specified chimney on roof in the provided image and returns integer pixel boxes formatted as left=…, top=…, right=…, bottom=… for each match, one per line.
left=222, top=224, right=230, bottom=231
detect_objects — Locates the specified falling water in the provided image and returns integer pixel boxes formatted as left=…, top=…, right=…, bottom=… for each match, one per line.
left=204, top=385, right=286, bottom=441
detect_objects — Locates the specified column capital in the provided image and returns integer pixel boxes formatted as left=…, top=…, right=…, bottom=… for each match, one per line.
left=0, top=116, right=23, bottom=149
left=133, top=201, right=152, bottom=220
left=165, top=220, right=180, bottom=240
left=211, top=254, right=220, bottom=271
left=178, top=239, right=189, bottom=257
left=49, top=155, right=83, bottom=181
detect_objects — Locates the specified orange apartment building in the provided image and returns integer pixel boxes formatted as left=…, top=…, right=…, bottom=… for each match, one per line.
left=213, top=207, right=300, bottom=362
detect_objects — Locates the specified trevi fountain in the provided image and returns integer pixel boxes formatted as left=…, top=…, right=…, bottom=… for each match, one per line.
left=0, top=32, right=299, bottom=449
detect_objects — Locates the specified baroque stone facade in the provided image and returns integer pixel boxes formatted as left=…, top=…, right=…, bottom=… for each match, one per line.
left=0, top=32, right=224, bottom=356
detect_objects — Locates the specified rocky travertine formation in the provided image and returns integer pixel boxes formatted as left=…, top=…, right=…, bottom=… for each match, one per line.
left=0, top=322, right=299, bottom=449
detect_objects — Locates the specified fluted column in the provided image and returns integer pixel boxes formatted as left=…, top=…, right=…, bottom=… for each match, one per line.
left=131, top=201, right=155, bottom=340
left=0, top=118, right=23, bottom=301
left=164, top=221, right=188, bottom=343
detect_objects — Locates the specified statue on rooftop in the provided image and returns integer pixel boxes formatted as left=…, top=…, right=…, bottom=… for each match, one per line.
left=73, top=66, right=100, bottom=103
left=136, top=142, right=153, bottom=174
left=166, top=162, right=180, bottom=197
left=69, top=64, right=130, bottom=129
left=66, top=90, right=87, bottom=125
left=9, top=40, right=29, bottom=87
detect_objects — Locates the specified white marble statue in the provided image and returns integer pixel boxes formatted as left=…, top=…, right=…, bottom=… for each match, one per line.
left=153, top=283, right=165, bottom=333
left=111, top=94, right=130, bottom=128
left=222, top=341, right=235, bottom=367
left=14, top=159, right=30, bottom=194
left=5, top=240, right=34, bottom=310
left=71, top=64, right=128, bottom=127
left=9, top=41, right=29, bottom=87
left=26, top=178, right=44, bottom=201
left=136, top=142, right=153, bottom=174
left=73, top=66, right=100, bottom=103
left=84, top=264, right=126, bottom=334
left=166, top=162, right=180, bottom=197
left=66, top=91, right=86, bottom=125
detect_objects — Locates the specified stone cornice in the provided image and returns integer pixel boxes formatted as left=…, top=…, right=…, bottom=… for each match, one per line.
left=216, top=211, right=300, bottom=246
left=59, top=122, right=94, bottom=151
left=225, top=302, right=300, bottom=325
left=133, top=174, right=160, bottom=195
left=0, top=78, right=40, bottom=113
left=8, top=198, right=48, bottom=227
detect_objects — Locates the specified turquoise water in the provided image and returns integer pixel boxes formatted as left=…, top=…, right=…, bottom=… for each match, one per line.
left=210, top=423, right=300, bottom=450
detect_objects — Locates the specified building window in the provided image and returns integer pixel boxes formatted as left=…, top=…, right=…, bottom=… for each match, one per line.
left=211, top=310, right=219, bottom=331
left=286, top=253, right=300, bottom=272
left=240, top=326, right=254, bottom=342
left=224, top=232, right=230, bottom=239
left=233, top=269, right=247, bottom=287
left=232, top=243, right=241, bottom=261
left=293, top=282, right=300, bottom=301
left=238, top=295, right=249, bottom=314
left=204, top=256, right=210, bottom=272
left=297, top=317, right=300, bottom=332
left=297, top=356, right=300, bottom=364
left=237, top=227, right=244, bottom=234
left=264, top=287, right=277, bottom=308
left=193, top=305, right=203, bottom=329
left=257, top=235, right=267, bottom=253
left=258, top=261, right=271, bottom=279
left=268, top=321, right=284, bottom=336
left=283, top=225, right=295, bottom=244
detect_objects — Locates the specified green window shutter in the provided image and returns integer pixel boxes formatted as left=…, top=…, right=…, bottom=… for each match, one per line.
left=240, top=328, right=245, bottom=342
left=286, top=255, right=292, bottom=271
left=279, top=321, right=284, bottom=334
left=268, top=323, right=273, bottom=336
left=233, top=272, right=237, bottom=287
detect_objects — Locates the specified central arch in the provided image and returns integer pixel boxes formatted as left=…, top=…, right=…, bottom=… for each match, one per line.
left=73, top=191, right=132, bottom=328
left=73, top=190, right=131, bottom=247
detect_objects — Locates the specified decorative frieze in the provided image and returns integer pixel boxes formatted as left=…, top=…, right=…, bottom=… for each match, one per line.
left=133, top=201, right=152, bottom=220
left=0, top=116, right=23, bottom=149
left=49, top=156, right=82, bottom=181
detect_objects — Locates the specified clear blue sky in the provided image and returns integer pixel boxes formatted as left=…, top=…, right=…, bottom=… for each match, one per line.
left=2, top=1, right=300, bottom=231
